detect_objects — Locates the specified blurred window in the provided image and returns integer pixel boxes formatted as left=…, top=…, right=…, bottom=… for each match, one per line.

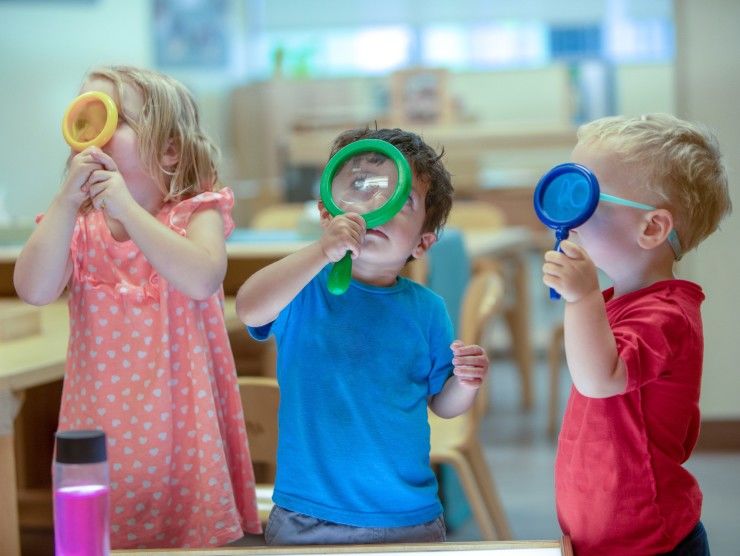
left=153, top=0, right=675, bottom=78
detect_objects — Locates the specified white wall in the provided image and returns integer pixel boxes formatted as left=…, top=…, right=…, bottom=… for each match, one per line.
left=615, top=63, right=675, bottom=116
left=0, top=0, right=151, bottom=222
left=674, top=0, right=740, bottom=419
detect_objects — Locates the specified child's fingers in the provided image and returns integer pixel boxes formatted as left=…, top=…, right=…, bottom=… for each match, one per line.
left=323, top=215, right=365, bottom=260
left=90, top=190, right=107, bottom=211
left=450, top=342, right=483, bottom=356
left=456, top=377, right=483, bottom=388
left=453, top=354, right=488, bottom=370
left=455, top=359, right=488, bottom=376
left=346, top=226, right=365, bottom=259
left=88, top=148, right=119, bottom=172
left=543, top=274, right=563, bottom=293
left=558, top=240, right=584, bottom=259
left=86, top=170, right=112, bottom=189
left=343, top=212, right=367, bottom=233
left=454, top=365, right=485, bottom=388
left=542, top=260, right=563, bottom=277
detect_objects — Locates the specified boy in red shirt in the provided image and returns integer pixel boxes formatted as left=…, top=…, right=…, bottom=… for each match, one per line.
left=542, top=114, right=732, bottom=555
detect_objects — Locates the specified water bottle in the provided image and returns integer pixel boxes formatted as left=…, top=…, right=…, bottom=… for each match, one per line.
left=53, top=430, right=110, bottom=556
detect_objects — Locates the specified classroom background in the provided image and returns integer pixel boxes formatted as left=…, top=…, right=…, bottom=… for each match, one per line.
left=0, top=1, right=738, bottom=555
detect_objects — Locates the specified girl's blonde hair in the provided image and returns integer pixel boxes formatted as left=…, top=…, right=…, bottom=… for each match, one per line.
left=577, top=113, right=732, bottom=253
left=87, top=65, right=220, bottom=202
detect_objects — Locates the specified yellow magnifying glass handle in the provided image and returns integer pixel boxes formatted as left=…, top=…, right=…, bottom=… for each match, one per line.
left=62, top=91, right=118, bottom=151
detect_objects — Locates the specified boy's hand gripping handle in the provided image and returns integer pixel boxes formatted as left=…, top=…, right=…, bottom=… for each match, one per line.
left=550, top=228, right=569, bottom=300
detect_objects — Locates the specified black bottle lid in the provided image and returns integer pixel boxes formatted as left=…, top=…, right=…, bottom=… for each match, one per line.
left=55, top=430, right=107, bottom=464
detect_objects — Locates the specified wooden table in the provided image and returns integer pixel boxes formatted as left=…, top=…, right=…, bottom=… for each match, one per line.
left=114, top=538, right=573, bottom=555
left=0, top=300, right=68, bottom=556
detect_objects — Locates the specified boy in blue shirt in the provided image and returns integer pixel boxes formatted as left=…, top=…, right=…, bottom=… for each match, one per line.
left=236, top=127, right=489, bottom=545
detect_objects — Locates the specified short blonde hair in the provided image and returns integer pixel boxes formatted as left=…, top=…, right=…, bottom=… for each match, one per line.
left=577, top=113, right=732, bottom=253
left=87, top=65, right=220, bottom=202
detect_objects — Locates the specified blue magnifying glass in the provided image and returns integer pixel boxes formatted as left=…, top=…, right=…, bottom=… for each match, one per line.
left=533, top=162, right=681, bottom=300
left=533, top=163, right=600, bottom=300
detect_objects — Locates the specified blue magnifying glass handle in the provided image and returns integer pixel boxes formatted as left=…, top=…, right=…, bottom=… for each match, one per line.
left=549, top=228, right=570, bottom=300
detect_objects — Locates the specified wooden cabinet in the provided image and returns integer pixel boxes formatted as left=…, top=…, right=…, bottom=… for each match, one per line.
left=226, top=66, right=577, bottom=222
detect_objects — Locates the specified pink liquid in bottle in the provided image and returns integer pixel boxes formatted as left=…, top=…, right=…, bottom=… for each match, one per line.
left=54, top=484, right=110, bottom=556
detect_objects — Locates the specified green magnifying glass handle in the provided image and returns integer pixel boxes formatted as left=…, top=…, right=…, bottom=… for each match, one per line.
left=327, top=253, right=353, bottom=295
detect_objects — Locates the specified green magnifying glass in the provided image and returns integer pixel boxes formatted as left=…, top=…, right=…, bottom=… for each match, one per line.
left=320, top=138, right=412, bottom=295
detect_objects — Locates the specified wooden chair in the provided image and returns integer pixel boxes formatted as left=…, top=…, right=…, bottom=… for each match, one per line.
left=429, top=269, right=512, bottom=540
left=547, top=323, right=566, bottom=439
left=444, top=200, right=534, bottom=411
left=235, top=203, right=309, bottom=377
left=237, top=376, right=280, bottom=525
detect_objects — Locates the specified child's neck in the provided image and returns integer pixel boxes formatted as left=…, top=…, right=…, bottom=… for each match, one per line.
left=611, top=261, right=676, bottom=298
left=104, top=192, right=166, bottom=243
left=351, top=259, right=405, bottom=288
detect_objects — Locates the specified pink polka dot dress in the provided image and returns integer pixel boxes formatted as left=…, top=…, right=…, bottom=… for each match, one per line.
left=57, top=188, right=261, bottom=548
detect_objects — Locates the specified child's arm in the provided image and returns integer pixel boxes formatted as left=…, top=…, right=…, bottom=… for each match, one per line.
left=85, top=150, right=231, bottom=300
left=236, top=212, right=366, bottom=327
left=542, top=240, right=626, bottom=397
left=13, top=149, right=102, bottom=305
left=429, top=341, right=489, bottom=418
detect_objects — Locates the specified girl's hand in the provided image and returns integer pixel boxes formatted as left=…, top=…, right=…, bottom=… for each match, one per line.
left=319, top=212, right=366, bottom=262
left=85, top=150, right=136, bottom=219
left=60, top=147, right=103, bottom=208
left=451, top=340, right=489, bottom=389
left=542, top=240, right=600, bottom=303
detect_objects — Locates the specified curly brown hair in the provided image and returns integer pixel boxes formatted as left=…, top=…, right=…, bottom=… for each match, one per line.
left=329, top=127, right=454, bottom=236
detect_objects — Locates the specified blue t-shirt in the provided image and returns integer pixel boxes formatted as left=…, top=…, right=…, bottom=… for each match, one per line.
left=249, top=266, right=454, bottom=527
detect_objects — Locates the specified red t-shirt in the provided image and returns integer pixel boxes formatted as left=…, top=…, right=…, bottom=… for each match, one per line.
left=555, top=280, right=705, bottom=556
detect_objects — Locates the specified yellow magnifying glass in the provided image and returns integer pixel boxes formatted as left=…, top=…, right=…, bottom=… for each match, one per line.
left=62, top=91, right=118, bottom=151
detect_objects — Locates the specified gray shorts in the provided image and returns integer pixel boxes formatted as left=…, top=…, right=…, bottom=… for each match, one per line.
left=264, top=505, right=447, bottom=546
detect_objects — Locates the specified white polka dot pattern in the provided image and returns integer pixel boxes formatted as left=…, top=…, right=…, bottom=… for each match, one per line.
left=58, top=189, right=261, bottom=548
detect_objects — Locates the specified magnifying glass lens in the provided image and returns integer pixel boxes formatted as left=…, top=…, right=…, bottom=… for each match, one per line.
left=541, top=173, right=591, bottom=222
left=62, top=91, right=118, bottom=151
left=330, top=153, right=398, bottom=213
left=69, top=100, right=108, bottom=143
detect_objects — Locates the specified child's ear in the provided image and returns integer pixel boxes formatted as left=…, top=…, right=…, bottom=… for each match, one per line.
left=317, top=200, right=331, bottom=228
left=411, top=232, right=437, bottom=259
left=638, top=209, right=674, bottom=252
left=161, top=138, right=179, bottom=168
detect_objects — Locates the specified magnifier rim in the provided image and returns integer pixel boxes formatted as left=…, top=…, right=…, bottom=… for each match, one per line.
left=62, top=91, right=119, bottom=151
left=533, top=162, right=600, bottom=230
left=320, top=138, right=412, bottom=229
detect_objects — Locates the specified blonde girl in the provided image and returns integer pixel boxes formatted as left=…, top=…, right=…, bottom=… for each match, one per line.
left=14, top=66, right=261, bottom=548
